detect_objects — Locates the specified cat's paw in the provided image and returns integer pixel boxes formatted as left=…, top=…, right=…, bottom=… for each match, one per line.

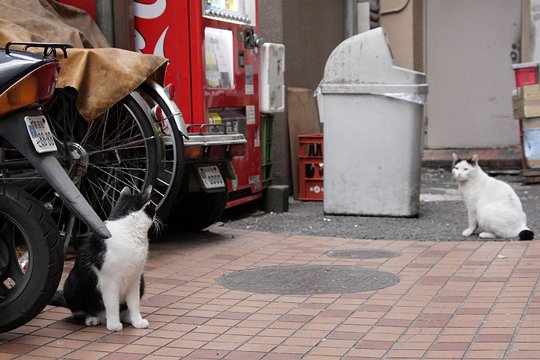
left=462, top=228, right=475, bottom=236
left=107, top=321, right=123, bottom=332
left=132, top=318, right=149, bottom=329
left=85, top=316, right=101, bottom=326
left=479, top=232, right=496, bottom=239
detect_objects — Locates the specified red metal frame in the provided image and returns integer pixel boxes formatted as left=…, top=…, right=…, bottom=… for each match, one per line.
left=198, top=13, right=262, bottom=205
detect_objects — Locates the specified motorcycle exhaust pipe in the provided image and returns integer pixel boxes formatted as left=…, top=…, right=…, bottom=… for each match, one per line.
left=0, top=110, right=111, bottom=239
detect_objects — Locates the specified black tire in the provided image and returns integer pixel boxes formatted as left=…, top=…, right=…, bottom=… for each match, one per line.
left=173, top=189, right=228, bottom=231
left=0, top=184, right=62, bottom=333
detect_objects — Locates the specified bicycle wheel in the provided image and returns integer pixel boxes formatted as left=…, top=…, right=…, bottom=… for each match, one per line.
left=134, top=82, right=184, bottom=221
left=0, top=88, right=158, bottom=244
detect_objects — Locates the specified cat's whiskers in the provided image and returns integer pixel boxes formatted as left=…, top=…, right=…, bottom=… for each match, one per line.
left=152, top=217, right=164, bottom=237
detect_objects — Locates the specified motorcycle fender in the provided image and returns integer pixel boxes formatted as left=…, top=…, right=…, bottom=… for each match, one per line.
left=0, top=110, right=111, bottom=239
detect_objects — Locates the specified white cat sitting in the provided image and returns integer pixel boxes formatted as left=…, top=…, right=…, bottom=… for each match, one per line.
left=50, top=186, right=158, bottom=331
left=452, top=153, right=533, bottom=240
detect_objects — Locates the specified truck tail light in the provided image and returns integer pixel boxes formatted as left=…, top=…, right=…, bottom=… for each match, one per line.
left=229, top=143, right=246, bottom=157
left=184, top=145, right=203, bottom=159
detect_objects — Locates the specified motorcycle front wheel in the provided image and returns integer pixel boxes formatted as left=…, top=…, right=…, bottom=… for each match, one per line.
left=0, top=184, right=63, bottom=333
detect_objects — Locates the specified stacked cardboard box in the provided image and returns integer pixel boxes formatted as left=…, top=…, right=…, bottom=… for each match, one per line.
left=513, top=85, right=540, bottom=119
left=512, top=63, right=540, bottom=170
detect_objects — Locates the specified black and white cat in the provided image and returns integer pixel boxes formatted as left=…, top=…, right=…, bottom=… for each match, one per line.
left=51, top=186, right=157, bottom=331
left=452, top=153, right=534, bottom=240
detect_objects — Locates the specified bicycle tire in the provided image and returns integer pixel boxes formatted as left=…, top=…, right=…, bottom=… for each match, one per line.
left=135, top=83, right=185, bottom=222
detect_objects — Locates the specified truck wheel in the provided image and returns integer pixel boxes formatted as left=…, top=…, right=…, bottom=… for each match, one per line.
left=0, top=185, right=62, bottom=333
left=174, top=190, right=228, bottom=231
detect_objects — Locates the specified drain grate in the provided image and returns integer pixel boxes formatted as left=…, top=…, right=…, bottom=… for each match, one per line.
left=216, top=264, right=399, bottom=295
left=326, top=249, right=402, bottom=260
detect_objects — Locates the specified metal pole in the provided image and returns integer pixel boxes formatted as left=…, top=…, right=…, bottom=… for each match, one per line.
left=95, top=0, right=115, bottom=46
left=345, top=0, right=356, bottom=38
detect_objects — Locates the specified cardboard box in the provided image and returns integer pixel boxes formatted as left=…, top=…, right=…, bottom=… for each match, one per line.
left=523, top=117, right=540, bottom=168
left=513, top=85, right=540, bottom=119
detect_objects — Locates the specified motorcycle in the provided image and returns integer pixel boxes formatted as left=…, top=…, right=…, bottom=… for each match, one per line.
left=0, top=42, right=111, bottom=332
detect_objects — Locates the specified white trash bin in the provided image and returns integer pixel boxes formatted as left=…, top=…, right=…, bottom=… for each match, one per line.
left=316, top=28, right=428, bottom=217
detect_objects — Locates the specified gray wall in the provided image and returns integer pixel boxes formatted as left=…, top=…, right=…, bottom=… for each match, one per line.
left=259, top=1, right=345, bottom=187
left=424, top=0, right=520, bottom=148
left=282, top=1, right=345, bottom=90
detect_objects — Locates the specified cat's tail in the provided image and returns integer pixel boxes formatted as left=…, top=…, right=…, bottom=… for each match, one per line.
left=519, top=229, right=534, bottom=241
left=48, top=290, right=67, bottom=307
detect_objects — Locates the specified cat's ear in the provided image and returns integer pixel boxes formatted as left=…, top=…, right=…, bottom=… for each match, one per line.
left=452, top=153, right=460, bottom=165
left=120, top=186, right=132, bottom=197
left=141, top=185, right=153, bottom=203
left=469, top=154, right=479, bottom=166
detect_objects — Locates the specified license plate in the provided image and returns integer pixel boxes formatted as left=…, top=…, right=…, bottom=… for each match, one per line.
left=24, top=116, right=57, bottom=153
left=197, top=165, right=225, bottom=190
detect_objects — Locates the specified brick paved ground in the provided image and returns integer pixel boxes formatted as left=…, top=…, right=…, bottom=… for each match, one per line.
left=1, top=225, right=540, bottom=359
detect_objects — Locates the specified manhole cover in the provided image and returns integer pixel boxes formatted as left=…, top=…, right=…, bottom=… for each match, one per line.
left=216, top=265, right=399, bottom=295
left=326, top=249, right=402, bottom=260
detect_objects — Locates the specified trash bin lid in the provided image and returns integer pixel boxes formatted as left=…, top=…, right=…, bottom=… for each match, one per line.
left=317, top=83, right=428, bottom=94
left=317, top=83, right=428, bottom=104
left=318, top=27, right=426, bottom=87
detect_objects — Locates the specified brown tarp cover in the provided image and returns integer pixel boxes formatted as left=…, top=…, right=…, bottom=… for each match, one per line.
left=0, top=0, right=168, bottom=120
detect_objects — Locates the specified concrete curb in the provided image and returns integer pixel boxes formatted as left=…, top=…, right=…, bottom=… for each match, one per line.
left=422, top=147, right=522, bottom=170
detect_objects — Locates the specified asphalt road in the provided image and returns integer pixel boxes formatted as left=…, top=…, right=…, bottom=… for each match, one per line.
left=221, top=168, right=540, bottom=241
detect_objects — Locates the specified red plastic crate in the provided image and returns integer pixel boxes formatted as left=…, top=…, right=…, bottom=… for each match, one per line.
left=298, top=133, right=323, bottom=158
left=512, top=62, right=539, bottom=87
left=298, top=133, right=324, bottom=201
left=298, top=160, right=324, bottom=201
